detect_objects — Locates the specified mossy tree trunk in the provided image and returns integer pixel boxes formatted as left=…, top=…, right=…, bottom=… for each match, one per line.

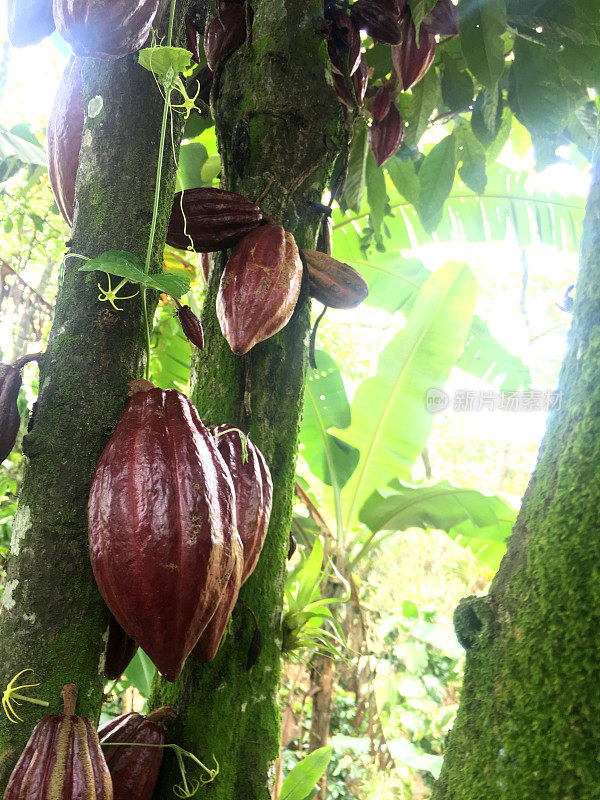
left=0, top=6, right=188, bottom=789
left=148, top=2, right=343, bottom=798
left=433, top=139, right=600, bottom=799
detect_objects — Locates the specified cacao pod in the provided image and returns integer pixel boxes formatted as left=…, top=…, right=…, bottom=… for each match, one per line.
left=316, top=215, right=333, bottom=257
left=47, top=57, right=83, bottom=227
left=287, top=533, right=297, bottom=560
left=4, top=684, right=112, bottom=800
left=88, top=385, right=240, bottom=681
left=99, top=707, right=174, bottom=800
left=53, top=0, right=159, bottom=59
left=350, top=0, right=402, bottom=45
left=371, top=85, right=391, bottom=122
left=0, top=364, right=22, bottom=464
left=104, top=615, right=138, bottom=680
left=201, top=252, right=211, bottom=283
left=166, top=187, right=263, bottom=253
left=175, top=301, right=204, bottom=349
left=185, top=15, right=201, bottom=64
left=369, top=100, right=404, bottom=166
left=204, top=3, right=246, bottom=71
left=326, top=7, right=361, bottom=77
left=333, top=52, right=367, bottom=109
left=392, top=17, right=436, bottom=91
left=7, top=0, right=54, bottom=47
left=422, top=0, right=459, bottom=37
left=216, top=224, right=303, bottom=355
left=303, top=249, right=368, bottom=309
left=352, top=53, right=369, bottom=107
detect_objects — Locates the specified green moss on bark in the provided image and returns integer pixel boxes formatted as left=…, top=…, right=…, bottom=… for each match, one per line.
left=433, top=150, right=600, bottom=799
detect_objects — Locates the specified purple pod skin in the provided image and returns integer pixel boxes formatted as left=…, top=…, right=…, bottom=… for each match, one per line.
left=422, top=0, right=459, bottom=37
left=350, top=0, right=403, bottom=45
left=0, top=365, right=22, bottom=463
left=7, top=0, right=55, bottom=47
left=104, top=615, right=138, bottom=680
left=204, top=3, right=246, bottom=71
left=369, top=101, right=404, bottom=167
left=392, top=17, right=436, bottom=91
left=176, top=303, right=205, bottom=349
left=372, top=85, right=392, bottom=122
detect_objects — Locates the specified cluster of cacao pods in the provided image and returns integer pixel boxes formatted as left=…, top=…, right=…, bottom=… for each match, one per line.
left=88, top=380, right=273, bottom=681
left=326, top=0, right=458, bottom=166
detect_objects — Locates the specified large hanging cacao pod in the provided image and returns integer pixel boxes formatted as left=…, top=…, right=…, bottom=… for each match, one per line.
left=326, top=7, right=361, bottom=77
left=350, top=0, right=403, bottom=45
left=53, top=0, right=159, bottom=59
left=88, top=385, right=240, bottom=681
left=204, top=2, right=246, bottom=71
left=99, top=707, right=174, bottom=800
left=166, top=187, right=263, bottom=252
left=303, top=249, right=368, bottom=309
left=104, top=615, right=138, bottom=680
left=216, top=224, right=303, bottom=355
left=422, top=0, right=459, bottom=37
left=369, top=100, right=404, bottom=166
left=4, top=684, right=112, bottom=800
left=392, top=17, right=436, bottom=91
left=7, top=0, right=54, bottom=47
left=0, top=364, right=22, bottom=463
left=47, top=57, right=83, bottom=227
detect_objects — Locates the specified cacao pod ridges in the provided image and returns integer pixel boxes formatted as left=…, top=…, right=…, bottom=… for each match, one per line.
left=303, top=249, right=368, bottom=309
left=369, top=101, right=404, bottom=167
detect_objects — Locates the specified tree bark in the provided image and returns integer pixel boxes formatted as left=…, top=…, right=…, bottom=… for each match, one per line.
left=148, top=2, right=344, bottom=798
left=308, top=655, right=335, bottom=800
left=0, top=5, right=187, bottom=788
left=433, top=139, right=600, bottom=799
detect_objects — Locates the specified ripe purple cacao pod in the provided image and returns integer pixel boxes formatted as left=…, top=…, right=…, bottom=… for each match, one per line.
left=326, top=7, right=361, bottom=77
left=369, top=100, right=404, bottom=166
left=210, top=425, right=273, bottom=583
left=350, top=0, right=402, bottom=45
left=303, top=249, right=369, bottom=309
left=0, top=364, right=22, bottom=463
left=175, top=301, right=204, bottom=349
left=53, top=0, right=159, bottom=59
left=204, top=2, right=246, bottom=71
left=185, top=16, right=201, bottom=64
left=47, top=57, right=83, bottom=227
left=216, top=224, right=303, bottom=355
left=4, top=684, right=112, bottom=800
left=88, top=385, right=241, bottom=682
left=392, top=17, right=436, bottom=91
left=104, top=615, right=138, bottom=680
left=372, top=85, right=392, bottom=122
left=422, top=0, right=459, bottom=37
left=166, top=187, right=263, bottom=253
left=99, top=707, right=175, bottom=800
left=7, top=0, right=54, bottom=47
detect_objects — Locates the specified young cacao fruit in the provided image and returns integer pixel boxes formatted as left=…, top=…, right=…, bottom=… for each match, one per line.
left=369, top=100, right=404, bottom=166
left=371, top=85, right=392, bottom=122
left=316, top=215, right=333, bottom=256
left=47, top=57, right=84, bottom=227
left=99, top=707, right=175, bottom=800
left=392, top=17, right=436, bottom=91
left=185, top=16, right=201, bottom=63
left=166, top=187, right=263, bottom=253
left=216, top=224, right=303, bottom=355
left=326, top=7, right=361, bottom=77
left=175, top=300, right=204, bottom=349
left=88, top=385, right=241, bottom=681
left=204, top=2, right=246, bottom=71
left=4, top=683, right=112, bottom=800
left=333, top=52, right=368, bottom=109
left=7, top=0, right=54, bottom=47
left=104, top=615, right=138, bottom=681
left=422, top=0, right=459, bottom=37
left=303, top=249, right=369, bottom=309
left=350, top=0, right=402, bottom=45
left=53, top=0, right=159, bottom=59
left=0, top=364, right=22, bottom=464
left=352, top=53, right=369, bottom=107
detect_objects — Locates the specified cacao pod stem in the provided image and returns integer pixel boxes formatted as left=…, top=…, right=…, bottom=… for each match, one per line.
left=309, top=305, right=328, bottom=370
left=61, top=683, right=78, bottom=716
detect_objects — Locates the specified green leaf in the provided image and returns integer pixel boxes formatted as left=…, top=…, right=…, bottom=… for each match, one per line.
left=459, top=0, right=507, bottom=88
left=280, top=747, right=332, bottom=800
left=138, top=46, right=192, bottom=79
left=404, top=67, right=439, bottom=149
left=407, top=0, right=437, bottom=43
left=366, top=151, right=387, bottom=238
left=79, top=250, right=191, bottom=297
left=457, top=315, right=531, bottom=391
left=386, top=157, right=420, bottom=207
left=338, top=261, right=477, bottom=528
left=0, top=126, right=46, bottom=167
left=176, top=141, right=208, bottom=191
left=200, top=153, right=221, bottom=184
left=150, top=302, right=192, bottom=392
left=471, top=87, right=503, bottom=146
left=123, top=649, right=155, bottom=697
left=293, top=537, right=324, bottom=611
left=342, top=118, right=369, bottom=212
left=417, top=135, right=457, bottom=232
left=455, top=122, right=487, bottom=194
left=441, top=52, right=474, bottom=112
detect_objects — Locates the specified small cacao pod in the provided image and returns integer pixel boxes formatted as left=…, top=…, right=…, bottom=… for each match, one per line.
left=352, top=53, right=369, bottom=107
left=392, top=17, right=436, bottom=91
left=47, top=57, right=83, bottom=227
left=104, top=615, right=138, bottom=681
left=422, top=0, right=459, bottom=37
left=0, top=364, right=22, bottom=463
left=216, top=224, right=303, bottom=355
left=4, top=684, right=112, bottom=800
left=326, top=7, right=361, bottom=76
left=210, top=425, right=273, bottom=584
left=99, top=707, right=175, bottom=800
left=316, top=215, right=333, bottom=257
left=287, top=533, right=297, bottom=560
left=185, top=15, right=201, bottom=63
left=371, top=85, right=392, bottom=122
left=175, top=300, right=204, bottom=349
left=7, top=0, right=54, bottom=47
left=166, top=187, right=263, bottom=253
left=53, top=0, right=159, bottom=59
left=204, top=2, right=246, bottom=71
left=88, top=385, right=240, bottom=681
left=369, top=100, right=404, bottom=166
left=303, top=249, right=368, bottom=309
left=333, top=52, right=367, bottom=109
left=350, top=0, right=402, bottom=45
